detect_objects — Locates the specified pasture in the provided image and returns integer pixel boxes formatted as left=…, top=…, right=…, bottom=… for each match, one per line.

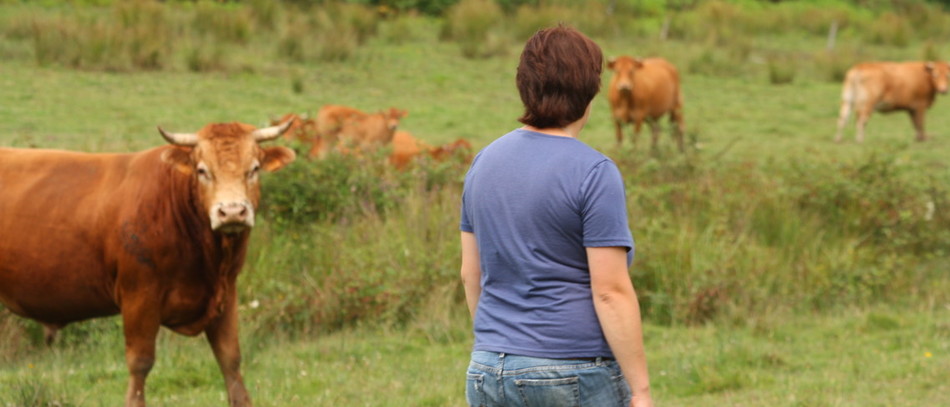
left=1, top=1, right=949, bottom=406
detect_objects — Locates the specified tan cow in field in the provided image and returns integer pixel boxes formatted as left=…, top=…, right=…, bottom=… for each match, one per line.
left=0, top=121, right=295, bottom=407
left=388, top=130, right=473, bottom=169
left=315, top=105, right=407, bottom=156
left=270, top=113, right=332, bottom=159
left=835, top=61, right=950, bottom=143
left=273, top=113, right=317, bottom=143
left=607, top=56, right=685, bottom=151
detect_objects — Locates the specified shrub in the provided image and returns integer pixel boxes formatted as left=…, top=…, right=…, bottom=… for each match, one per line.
left=260, top=151, right=405, bottom=226
left=193, top=0, right=254, bottom=45
left=29, top=1, right=172, bottom=71
left=442, top=0, right=508, bottom=59
left=864, top=12, right=911, bottom=47
left=616, top=148, right=950, bottom=324
left=766, top=55, right=795, bottom=85
left=814, top=48, right=861, bottom=83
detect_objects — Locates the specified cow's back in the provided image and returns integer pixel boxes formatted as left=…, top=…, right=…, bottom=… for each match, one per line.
left=633, top=58, right=681, bottom=117
left=848, top=62, right=936, bottom=111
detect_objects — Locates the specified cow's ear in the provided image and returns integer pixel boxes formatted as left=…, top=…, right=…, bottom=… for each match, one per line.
left=261, top=146, right=296, bottom=172
left=607, top=58, right=616, bottom=70
left=161, top=146, right=195, bottom=175
left=634, top=58, right=644, bottom=68
left=926, top=62, right=935, bottom=72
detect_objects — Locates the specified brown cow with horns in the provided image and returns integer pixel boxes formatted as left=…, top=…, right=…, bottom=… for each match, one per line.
left=0, top=121, right=296, bottom=407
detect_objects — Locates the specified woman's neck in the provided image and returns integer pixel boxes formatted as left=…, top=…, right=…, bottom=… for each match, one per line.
left=522, top=125, right=576, bottom=138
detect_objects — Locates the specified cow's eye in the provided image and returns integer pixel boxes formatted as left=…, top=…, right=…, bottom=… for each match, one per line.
left=196, top=164, right=211, bottom=181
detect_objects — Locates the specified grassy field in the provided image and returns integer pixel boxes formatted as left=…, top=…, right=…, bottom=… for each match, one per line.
left=2, top=306, right=948, bottom=406
left=1, top=1, right=950, bottom=406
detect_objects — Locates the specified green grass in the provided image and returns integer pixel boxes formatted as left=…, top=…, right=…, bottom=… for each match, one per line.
left=2, top=1, right=950, bottom=405
left=2, top=306, right=947, bottom=406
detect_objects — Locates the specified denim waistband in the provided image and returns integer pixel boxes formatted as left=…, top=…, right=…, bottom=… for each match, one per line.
left=470, top=351, right=616, bottom=376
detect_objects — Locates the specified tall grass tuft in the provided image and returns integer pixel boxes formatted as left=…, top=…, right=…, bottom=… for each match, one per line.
left=512, top=4, right=569, bottom=41
left=247, top=154, right=467, bottom=335
left=618, top=149, right=950, bottom=325
left=922, top=41, right=942, bottom=63
left=813, top=48, right=861, bottom=83
left=766, top=54, right=796, bottom=85
left=864, top=12, right=911, bottom=47
left=442, top=0, right=508, bottom=59
left=30, top=1, right=172, bottom=71
left=0, top=378, right=79, bottom=407
left=193, top=0, right=254, bottom=45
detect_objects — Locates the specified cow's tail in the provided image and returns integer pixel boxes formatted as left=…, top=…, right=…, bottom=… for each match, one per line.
left=835, top=69, right=861, bottom=142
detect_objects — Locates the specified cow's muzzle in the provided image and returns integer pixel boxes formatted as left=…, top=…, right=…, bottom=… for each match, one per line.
left=211, top=201, right=255, bottom=233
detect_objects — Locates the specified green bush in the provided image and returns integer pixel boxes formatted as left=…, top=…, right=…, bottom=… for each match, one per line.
left=193, top=0, right=254, bottom=45
left=766, top=54, right=796, bottom=85
left=441, top=0, right=508, bottom=59
left=29, top=1, right=172, bottom=71
left=864, top=12, right=911, bottom=47
left=813, top=48, right=861, bottom=83
left=260, top=151, right=404, bottom=226
left=617, top=148, right=950, bottom=325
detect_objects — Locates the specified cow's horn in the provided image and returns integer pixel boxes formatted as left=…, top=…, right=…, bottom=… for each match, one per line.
left=158, top=127, right=199, bottom=146
left=252, top=120, right=293, bottom=142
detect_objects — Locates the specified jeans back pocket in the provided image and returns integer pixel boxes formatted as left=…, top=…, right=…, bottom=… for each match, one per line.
left=514, top=376, right=580, bottom=407
left=466, top=373, right=487, bottom=407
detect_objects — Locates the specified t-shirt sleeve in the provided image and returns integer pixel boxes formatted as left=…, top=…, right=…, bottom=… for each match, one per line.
left=460, top=191, right=473, bottom=233
left=579, top=160, right=634, bottom=253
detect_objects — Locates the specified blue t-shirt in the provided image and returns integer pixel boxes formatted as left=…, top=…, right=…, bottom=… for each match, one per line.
left=460, top=128, right=634, bottom=358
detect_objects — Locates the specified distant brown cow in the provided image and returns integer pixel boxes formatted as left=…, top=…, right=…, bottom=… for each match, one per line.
left=835, top=61, right=950, bottom=143
left=273, top=113, right=317, bottom=143
left=388, top=130, right=472, bottom=169
left=607, top=56, right=685, bottom=151
left=316, top=105, right=407, bottom=155
left=0, top=121, right=295, bottom=407
left=270, top=113, right=331, bottom=159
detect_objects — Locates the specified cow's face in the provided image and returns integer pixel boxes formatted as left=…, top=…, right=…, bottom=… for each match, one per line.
left=608, top=56, right=643, bottom=93
left=160, top=122, right=296, bottom=233
left=926, top=62, right=950, bottom=94
left=385, top=108, right=408, bottom=132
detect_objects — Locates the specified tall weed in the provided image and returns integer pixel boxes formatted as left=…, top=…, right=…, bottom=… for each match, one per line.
left=442, top=0, right=508, bottom=59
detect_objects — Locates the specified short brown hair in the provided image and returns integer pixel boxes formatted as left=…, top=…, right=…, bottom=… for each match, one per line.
left=516, top=25, right=603, bottom=129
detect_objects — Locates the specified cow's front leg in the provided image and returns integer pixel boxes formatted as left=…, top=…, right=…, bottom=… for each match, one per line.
left=206, top=288, right=252, bottom=407
left=910, top=109, right=927, bottom=141
left=613, top=120, right=624, bottom=145
left=121, top=299, right=161, bottom=407
left=648, top=118, right=662, bottom=150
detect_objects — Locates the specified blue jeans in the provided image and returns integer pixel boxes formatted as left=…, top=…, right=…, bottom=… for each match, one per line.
left=465, top=351, right=631, bottom=407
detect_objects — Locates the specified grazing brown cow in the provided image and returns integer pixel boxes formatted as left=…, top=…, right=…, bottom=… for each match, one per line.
left=607, top=56, right=685, bottom=151
left=315, top=105, right=407, bottom=154
left=835, top=61, right=950, bottom=143
left=389, top=130, right=429, bottom=169
left=429, top=137, right=473, bottom=165
left=388, top=131, right=473, bottom=169
left=270, top=113, right=331, bottom=159
left=0, top=121, right=295, bottom=407
left=273, top=113, right=317, bottom=143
